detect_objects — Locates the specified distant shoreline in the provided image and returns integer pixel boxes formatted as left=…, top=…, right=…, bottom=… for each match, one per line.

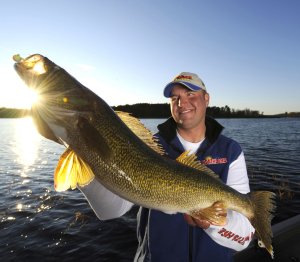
left=0, top=108, right=31, bottom=118
left=1, top=104, right=299, bottom=119
left=112, top=104, right=300, bottom=119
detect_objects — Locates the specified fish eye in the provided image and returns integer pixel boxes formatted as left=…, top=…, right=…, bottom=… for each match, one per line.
left=27, top=54, right=42, bottom=63
left=23, top=55, right=43, bottom=69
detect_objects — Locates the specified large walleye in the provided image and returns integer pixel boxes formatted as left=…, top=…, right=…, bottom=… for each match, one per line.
left=13, top=54, right=275, bottom=257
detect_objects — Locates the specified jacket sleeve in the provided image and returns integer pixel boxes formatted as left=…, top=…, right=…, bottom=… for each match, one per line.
left=78, top=179, right=133, bottom=220
left=204, top=152, right=255, bottom=251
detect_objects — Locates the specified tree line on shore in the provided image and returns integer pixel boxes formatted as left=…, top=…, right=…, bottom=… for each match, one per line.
left=1, top=104, right=299, bottom=118
left=0, top=108, right=30, bottom=118
left=112, top=103, right=299, bottom=118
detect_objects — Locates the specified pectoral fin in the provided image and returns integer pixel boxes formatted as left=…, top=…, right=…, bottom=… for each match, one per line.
left=54, top=147, right=95, bottom=191
left=190, top=201, right=228, bottom=226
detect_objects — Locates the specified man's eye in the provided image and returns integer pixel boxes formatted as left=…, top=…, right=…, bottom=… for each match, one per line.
left=187, top=92, right=195, bottom=96
left=170, top=97, right=178, bottom=102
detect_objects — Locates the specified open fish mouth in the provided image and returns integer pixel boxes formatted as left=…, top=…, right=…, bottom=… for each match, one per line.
left=13, top=54, right=46, bottom=72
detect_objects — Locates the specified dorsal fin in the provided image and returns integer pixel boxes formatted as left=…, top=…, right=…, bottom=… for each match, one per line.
left=176, top=151, right=221, bottom=180
left=116, top=111, right=165, bottom=155
left=54, top=147, right=95, bottom=191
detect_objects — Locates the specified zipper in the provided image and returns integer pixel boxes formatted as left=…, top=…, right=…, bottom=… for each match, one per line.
left=189, top=226, right=193, bottom=262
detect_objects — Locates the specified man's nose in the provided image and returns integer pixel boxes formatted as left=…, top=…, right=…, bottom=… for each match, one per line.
left=178, top=97, right=187, bottom=107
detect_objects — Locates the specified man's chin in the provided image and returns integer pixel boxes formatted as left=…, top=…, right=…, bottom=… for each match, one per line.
left=177, top=118, right=194, bottom=128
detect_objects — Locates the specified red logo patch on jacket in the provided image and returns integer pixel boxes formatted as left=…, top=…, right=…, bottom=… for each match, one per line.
left=201, top=156, right=228, bottom=165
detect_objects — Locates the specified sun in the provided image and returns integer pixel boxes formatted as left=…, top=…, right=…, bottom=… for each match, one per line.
left=10, top=86, right=39, bottom=109
left=21, top=88, right=39, bottom=108
left=0, top=69, right=39, bottom=109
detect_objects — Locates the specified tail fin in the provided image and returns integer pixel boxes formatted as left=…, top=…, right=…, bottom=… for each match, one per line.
left=249, top=191, right=276, bottom=258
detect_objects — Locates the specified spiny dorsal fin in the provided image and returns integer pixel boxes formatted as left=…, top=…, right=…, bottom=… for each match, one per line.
left=54, top=147, right=95, bottom=191
left=116, top=111, right=165, bottom=155
left=176, top=151, right=220, bottom=180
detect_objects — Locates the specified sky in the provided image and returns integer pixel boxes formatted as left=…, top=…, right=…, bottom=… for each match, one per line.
left=1, top=0, right=299, bottom=115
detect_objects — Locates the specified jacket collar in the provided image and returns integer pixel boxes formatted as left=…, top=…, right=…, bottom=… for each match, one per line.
left=157, top=116, right=224, bottom=145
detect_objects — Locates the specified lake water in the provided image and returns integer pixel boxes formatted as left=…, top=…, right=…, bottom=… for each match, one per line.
left=0, top=117, right=300, bottom=261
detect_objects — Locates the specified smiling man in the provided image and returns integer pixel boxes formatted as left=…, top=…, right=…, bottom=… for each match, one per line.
left=134, top=72, right=255, bottom=261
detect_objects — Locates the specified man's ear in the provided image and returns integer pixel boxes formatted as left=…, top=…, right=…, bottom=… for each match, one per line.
left=205, top=93, right=210, bottom=107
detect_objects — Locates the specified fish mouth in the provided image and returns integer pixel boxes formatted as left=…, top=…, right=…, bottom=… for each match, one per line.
left=13, top=54, right=44, bottom=68
left=13, top=54, right=47, bottom=80
left=14, top=62, right=26, bottom=78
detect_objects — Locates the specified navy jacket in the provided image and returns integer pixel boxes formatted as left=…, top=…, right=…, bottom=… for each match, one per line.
left=134, top=117, right=243, bottom=262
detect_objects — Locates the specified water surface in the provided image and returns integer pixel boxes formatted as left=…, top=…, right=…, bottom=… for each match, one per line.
left=0, top=117, right=299, bottom=261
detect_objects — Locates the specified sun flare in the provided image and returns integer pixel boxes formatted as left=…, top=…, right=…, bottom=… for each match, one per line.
left=1, top=69, right=40, bottom=109
left=12, top=87, right=39, bottom=109
left=24, top=89, right=39, bottom=107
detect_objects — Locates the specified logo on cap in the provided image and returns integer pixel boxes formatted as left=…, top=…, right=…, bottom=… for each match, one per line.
left=175, top=75, right=193, bottom=81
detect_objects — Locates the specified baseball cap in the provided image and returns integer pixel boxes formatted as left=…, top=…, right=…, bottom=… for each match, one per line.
left=163, top=72, right=207, bottom=98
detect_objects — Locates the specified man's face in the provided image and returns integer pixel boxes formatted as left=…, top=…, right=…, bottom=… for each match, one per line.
left=170, top=84, right=209, bottom=130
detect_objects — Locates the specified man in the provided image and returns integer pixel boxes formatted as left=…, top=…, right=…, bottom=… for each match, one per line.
left=79, top=72, right=254, bottom=262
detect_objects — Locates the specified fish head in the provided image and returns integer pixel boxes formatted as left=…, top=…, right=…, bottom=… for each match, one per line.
left=14, top=54, right=90, bottom=102
left=14, top=54, right=48, bottom=88
left=13, top=54, right=99, bottom=145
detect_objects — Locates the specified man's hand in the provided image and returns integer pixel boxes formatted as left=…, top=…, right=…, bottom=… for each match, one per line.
left=183, top=214, right=211, bottom=229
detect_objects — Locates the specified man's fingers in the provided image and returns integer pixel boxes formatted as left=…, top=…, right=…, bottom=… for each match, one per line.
left=183, top=213, right=197, bottom=226
left=183, top=214, right=210, bottom=229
